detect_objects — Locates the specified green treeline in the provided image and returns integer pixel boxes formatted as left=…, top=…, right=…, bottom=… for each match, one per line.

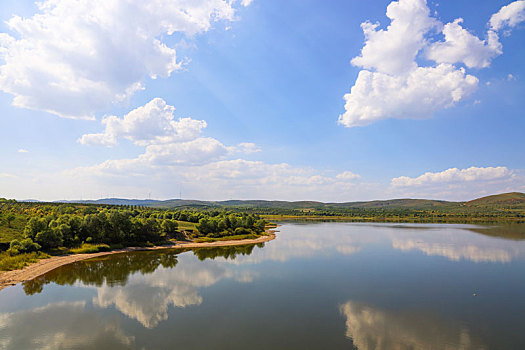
left=0, top=201, right=268, bottom=269
left=9, top=210, right=180, bottom=253
left=196, top=214, right=266, bottom=237
left=230, top=207, right=525, bottom=223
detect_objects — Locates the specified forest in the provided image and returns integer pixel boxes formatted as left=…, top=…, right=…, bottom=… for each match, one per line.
left=0, top=199, right=268, bottom=270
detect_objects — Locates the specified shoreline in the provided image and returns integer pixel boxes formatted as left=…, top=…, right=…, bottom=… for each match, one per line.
left=0, top=232, right=276, bottom=292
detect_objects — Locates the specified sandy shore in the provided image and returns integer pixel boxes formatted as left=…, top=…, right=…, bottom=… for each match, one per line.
left=0, top=233, right=276, bottom=291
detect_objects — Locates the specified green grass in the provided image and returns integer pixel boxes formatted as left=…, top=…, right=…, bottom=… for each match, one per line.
left=0, top=251, right=50, bottom=271
left=193, top=233, right=261, bottom=243
left=69, top=243, right=111, bottom=254
left=176, top=220, right=198, bottom=231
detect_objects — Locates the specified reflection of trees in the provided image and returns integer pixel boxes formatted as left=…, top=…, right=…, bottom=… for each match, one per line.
left=22, top=244, right=261, bottom=296
left=23, top=250, right=181, bottom=295
left=467, top=224, right=525, bottom=241
left=192, top=244, right=258, bottom=261
left=339, top=301, right=486, bottom=350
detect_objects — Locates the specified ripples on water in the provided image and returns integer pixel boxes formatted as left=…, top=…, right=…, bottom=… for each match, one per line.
left=0, top=223, right=524, bottom=349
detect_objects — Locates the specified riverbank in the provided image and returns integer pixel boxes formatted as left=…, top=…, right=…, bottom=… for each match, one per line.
left=0, top=232, right=276, bottom=291
left=262, top=215, right=524, bottom=224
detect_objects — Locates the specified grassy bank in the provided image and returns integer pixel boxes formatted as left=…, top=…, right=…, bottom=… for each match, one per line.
left=69, top=243, right=112, bottom=254
left=193, top=233, right=262, bottom=243
left=0, top=251, right=50, bottom=271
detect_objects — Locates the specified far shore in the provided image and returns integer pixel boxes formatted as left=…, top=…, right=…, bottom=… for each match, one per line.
left=0, top=232, right=276, bottom=292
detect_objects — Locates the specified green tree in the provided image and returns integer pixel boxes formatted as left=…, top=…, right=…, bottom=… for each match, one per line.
left=6, top=213, right=16, bottom=228
left=24, top=217, right=49, bottom=240
left=35, top=229, right=63, bottom=249
left=160, top=219, right=178, bottom=237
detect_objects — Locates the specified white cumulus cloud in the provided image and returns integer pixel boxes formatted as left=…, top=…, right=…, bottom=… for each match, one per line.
left=339, top=0, right=524, bottom=128
left=350, top=0, right=438, bottom=76
left=339, top=64, right=478, bottom=127
left=0, top=0, right=247, bottom=119
left=79, top=98, right=207, bottom=147
left=490, top=0, right=525, bottom=30
left=79, top=98, right=247, bottom=166
left=426, top=19, right=502, bottom=68
left=138, top=137, right=230, bottom=166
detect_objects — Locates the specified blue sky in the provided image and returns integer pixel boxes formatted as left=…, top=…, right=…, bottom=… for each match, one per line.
left=0, top=0, right=523, bottom=201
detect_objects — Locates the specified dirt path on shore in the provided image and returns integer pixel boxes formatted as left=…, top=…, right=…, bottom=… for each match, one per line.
left=0, top=233, right=275, bottom=291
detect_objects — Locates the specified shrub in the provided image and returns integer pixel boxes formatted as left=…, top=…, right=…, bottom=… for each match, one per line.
left=70, top=243, right=111, bottom=254
left=19, top=238, right=41, bottom=253
left=7, top=238, right=41, bottom=256
left=194, top=233, right=259, bottom=243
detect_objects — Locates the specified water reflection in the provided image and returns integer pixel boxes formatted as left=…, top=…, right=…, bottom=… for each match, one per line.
left=391, top=237, right=515, bottom=263
left=226, top=223, right=525, bottom=265
left=17, top=245, right=262, bottom=329
left=0, top=301, right=135, bottom=349
left=92, top=254, right=257, bottom=328
left=339, top=301, right=486, bottom=350
left=0, top=223, right=524, bottom=349
left=23, top=249, right=182, bottom=295
left=388, top=226, right=524, bottom=263
left=23, top=244, right=259, bottom=296
left=191, top=244, right=260, bottom=261
left=467, top=224, right=525, bottom=240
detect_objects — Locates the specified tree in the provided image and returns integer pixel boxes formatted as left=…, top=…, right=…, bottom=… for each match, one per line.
left=161, top=219, right=178, bottom=237
left=35, top=229, right=63, bottom=249
left=24, top=217, right=49, bottom=240
left=6, top=213, right=16, bottom=228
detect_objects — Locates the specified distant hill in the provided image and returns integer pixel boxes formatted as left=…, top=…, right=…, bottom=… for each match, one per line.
left=56, top=198, right=161, bottom=206
left=326, top=198, right=453, bottom=209
left=48, top=192, right=524, bottom=211
left=465, top=192, right=525, bottom=208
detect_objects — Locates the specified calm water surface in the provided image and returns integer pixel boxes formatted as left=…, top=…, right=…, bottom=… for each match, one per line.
left=1, top=222, right=524, bottom=349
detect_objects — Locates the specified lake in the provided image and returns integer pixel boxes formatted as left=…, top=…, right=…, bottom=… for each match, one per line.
left=0, top=222, right=524, bottom=349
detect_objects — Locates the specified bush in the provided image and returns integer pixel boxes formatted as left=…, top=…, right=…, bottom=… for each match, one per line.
left=0, top=251, right=50, bottom=271
left=7, top=238, right=41, bottom=256
left=194, top=233, right=259, bottom=243
left=20, top=238, right=41, bottom=253
left=70, top=243, right=111, bottom=254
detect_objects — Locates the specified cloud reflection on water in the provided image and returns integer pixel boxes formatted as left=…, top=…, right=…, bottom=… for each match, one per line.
left=339, top=301, right=486, bottom=350
left=0, top=301, right=135, bottom=349
left=93, top=256, right=257, bottom=328
left=223, top=223, right=525, bottom=265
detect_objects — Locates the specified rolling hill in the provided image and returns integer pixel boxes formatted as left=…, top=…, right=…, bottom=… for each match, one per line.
left=464, top=192, right=525, bottom=208
left=50, top=192, right=525, bottom=211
